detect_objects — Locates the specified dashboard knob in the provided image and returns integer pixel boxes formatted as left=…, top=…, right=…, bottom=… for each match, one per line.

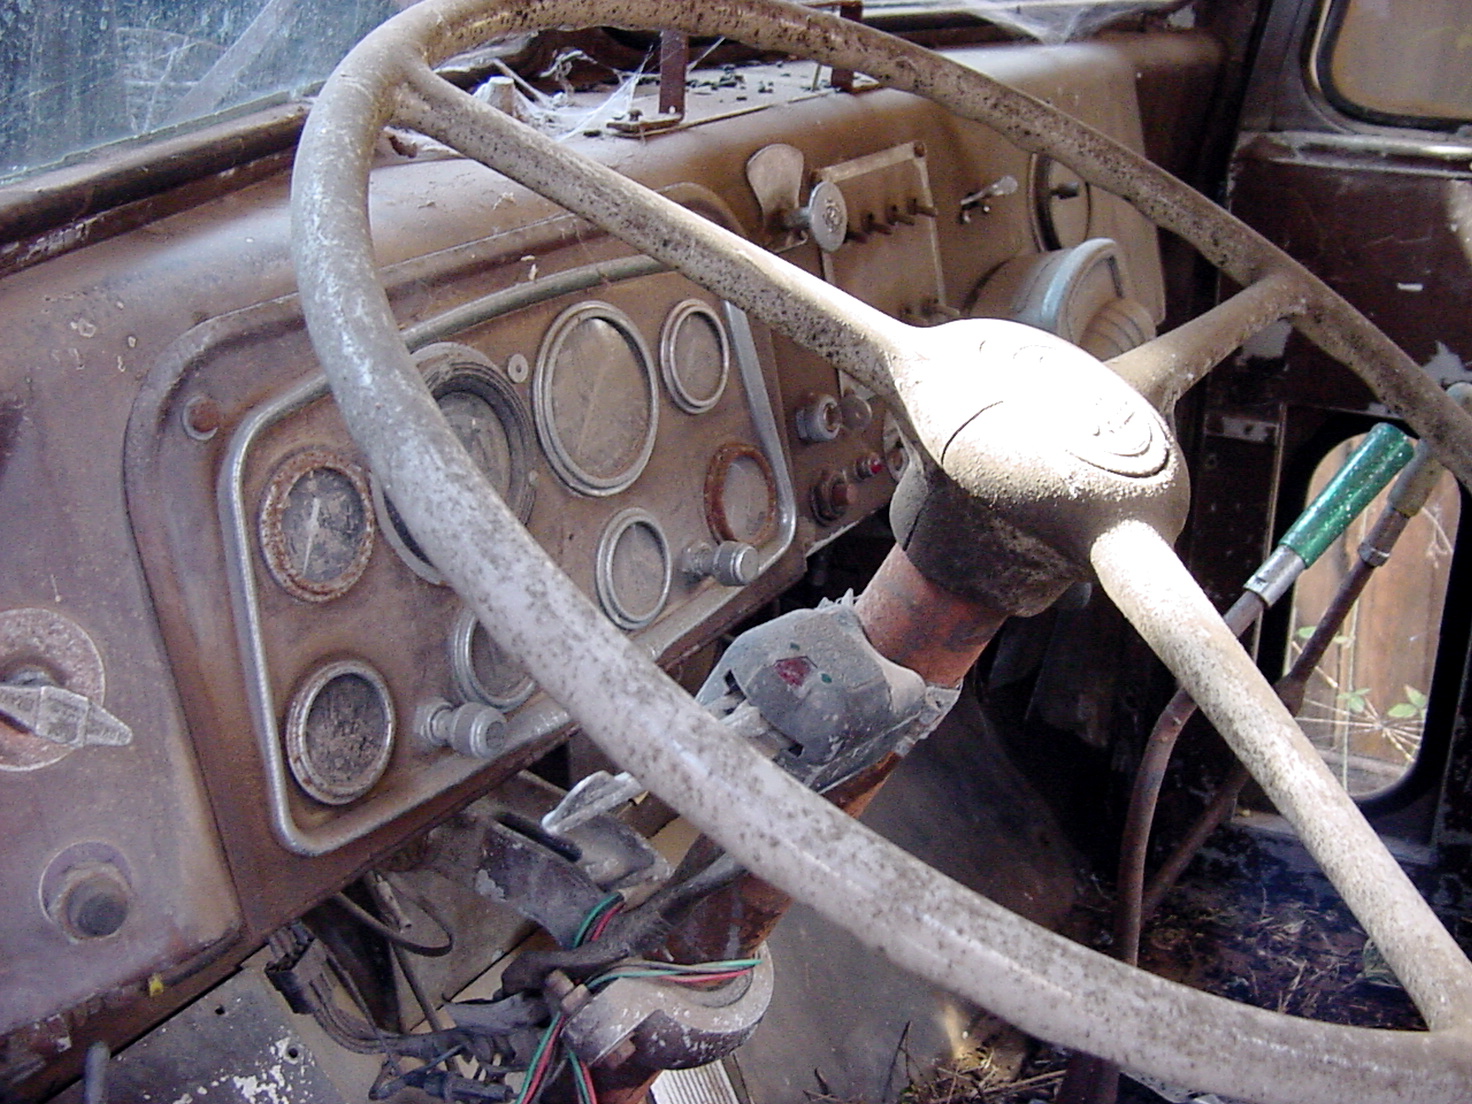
left=838, top=392, right=873, bottom=431
left=795, top=393, right=843, bottom=443
left=684, top=541, right=760, bottom=587
left=811, top=470, right=854, bottom=524
left=418, top=699, right=508, bottom=759
left=63, top=872, right=131, bottom=939
left=785, top=180, right=849, bottom=253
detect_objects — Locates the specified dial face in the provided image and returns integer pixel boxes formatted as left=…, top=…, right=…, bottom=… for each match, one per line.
left=260, top=450, right=375, bottom=602
left=596, top=508, right=671, bottom=630
left=704, top=442, right=778, bottom=547
left=379, top=345, right=533, bottom=583
left=441, top=388, right=515, bottom=492
left=284, top=660, right=395, bottom=806
left=660, top=300, right=730, bottom=414
left=535, top=302, right=657, bottom=496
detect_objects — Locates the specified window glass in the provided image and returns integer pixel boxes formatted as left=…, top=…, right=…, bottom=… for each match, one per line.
left=0, top=0, right=402, bottom=183
left=1319, top=0, right=1472, bottom=126
left=1286, top=435, right=1459, bottom=796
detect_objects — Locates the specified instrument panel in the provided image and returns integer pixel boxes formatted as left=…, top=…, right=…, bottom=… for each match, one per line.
left=138, top=236, right=803, bottom=879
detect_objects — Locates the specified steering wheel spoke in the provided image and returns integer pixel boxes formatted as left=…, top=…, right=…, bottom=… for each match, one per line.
left=1108, top=269, right=1308, bottom=409
left=1090, top=519, right=1472, bottom=1029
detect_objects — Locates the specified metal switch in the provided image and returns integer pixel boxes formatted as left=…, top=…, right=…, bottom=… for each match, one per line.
left=0, top=681, right=133, bottom=749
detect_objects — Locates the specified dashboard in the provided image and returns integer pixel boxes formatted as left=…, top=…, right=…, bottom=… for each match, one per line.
left=0, top=30, right=1220, bottom=1090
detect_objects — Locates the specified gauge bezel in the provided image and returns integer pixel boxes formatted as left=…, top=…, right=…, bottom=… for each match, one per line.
left=283, top=658, right=396, bottom=806
left=1030, top=153, right=1093, bottom=252
left=595, top=507, right=673, bottom=631
left=258, top=448, right=376, bottom=603
left=534, top=300, right=659, bottom=497
left=659, top=298, right=731, bottom=415
left=376, top=342, right=534, bottom=585
left=704, top=441, right=780, bottom=548
left=449, top=604, right=537, bottom=710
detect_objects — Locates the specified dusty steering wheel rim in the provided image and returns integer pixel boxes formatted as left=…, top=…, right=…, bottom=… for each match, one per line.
left=290, top=2, right=1472, bottom=1102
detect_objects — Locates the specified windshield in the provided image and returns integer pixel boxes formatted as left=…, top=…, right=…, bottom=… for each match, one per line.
left=0, top=0, right=400, bottom=182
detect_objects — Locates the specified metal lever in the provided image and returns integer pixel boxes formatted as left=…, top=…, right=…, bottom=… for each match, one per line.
left=0, top=680, right=133, bottom=749
left=541, top=770, right=646, bottom=837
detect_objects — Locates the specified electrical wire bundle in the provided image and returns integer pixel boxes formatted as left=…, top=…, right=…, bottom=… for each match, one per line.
left=271, top=847, right=753, bottom=1104
left=510, top=893, right=760, bottom=1104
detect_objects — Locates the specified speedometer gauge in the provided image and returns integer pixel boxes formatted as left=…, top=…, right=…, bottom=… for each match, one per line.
left=377, top=343, right=533, bottom=584
left=534, top=301, right=657, bottom=496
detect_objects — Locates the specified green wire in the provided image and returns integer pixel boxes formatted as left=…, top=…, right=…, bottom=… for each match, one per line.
left=571, top=893, right=623, bottom=948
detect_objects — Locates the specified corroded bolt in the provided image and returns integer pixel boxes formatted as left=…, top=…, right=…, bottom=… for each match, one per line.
left=182, top=395, right=223, bottom=440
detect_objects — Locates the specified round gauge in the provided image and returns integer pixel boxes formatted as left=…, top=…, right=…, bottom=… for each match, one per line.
left=259, top=449, right=375, bottom=602
left=284, top=659, right=395, bottom=806
left=704, top=442, right=778, bottom=547
left=534, top=301, right=658, bottom=496
left=1031, top=154, right=1092, bottom=251
left=450, top=605, right=536, bottom=710
left=660, top=299, right=730, bottom=414
left=595, top=508, right=672, bottom=631
left=378, top=343, right=534, bottom=584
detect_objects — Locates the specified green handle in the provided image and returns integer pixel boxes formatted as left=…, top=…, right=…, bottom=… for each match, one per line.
left=1279, top=422, right=1414, bottom=567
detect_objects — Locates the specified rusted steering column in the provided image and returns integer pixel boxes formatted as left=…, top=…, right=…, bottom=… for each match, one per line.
left=588, top=547, right=1009, bottom=1102
left=609, top=336, right=1169, bottom=1092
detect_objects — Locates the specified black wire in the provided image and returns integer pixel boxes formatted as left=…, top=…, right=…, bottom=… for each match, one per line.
left=331, top=888, right=454, bottom=957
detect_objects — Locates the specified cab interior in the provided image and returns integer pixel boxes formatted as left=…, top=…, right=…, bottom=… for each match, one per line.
left=2, top=2, right=1471, bottom=1102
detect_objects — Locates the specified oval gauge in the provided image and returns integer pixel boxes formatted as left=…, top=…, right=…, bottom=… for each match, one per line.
left=534, top=301, right=658, bottom=496
left=259, top=449, right=375, bottom=602
left=450, top=605, right=536, bottom=710
left=377, top=343, right=534, bottom=585
left=660, top=299, right=730, bottom=414
left=284, top=659, right=395, bottom=806
left=704, top=442, right=778, bottom=548
left=595, top=508, right=672, bottom=631
left=1031, top=154, right=1092, bottom=251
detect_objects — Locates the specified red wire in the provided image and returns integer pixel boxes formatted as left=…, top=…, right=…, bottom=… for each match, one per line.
left=663, top=968, right=753, bottom=985
left=520, top=1018, right=565, bottom=1104
left=586, top=903, right=622, bottom=943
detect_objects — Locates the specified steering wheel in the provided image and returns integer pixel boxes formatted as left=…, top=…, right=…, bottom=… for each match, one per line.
left=290, top=2, right=1472, bottom=1101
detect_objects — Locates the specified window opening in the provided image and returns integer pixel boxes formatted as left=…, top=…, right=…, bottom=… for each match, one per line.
left=1315, top=0, right=1472, bottom=128
left=1285, top=434, right=1460, bottom=796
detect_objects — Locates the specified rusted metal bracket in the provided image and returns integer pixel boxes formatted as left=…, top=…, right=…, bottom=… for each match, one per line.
left=609, top=29, right=688, bottom=134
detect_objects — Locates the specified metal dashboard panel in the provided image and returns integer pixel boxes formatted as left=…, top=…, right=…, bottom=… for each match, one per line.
left=124, top=207, right=796, bottom=923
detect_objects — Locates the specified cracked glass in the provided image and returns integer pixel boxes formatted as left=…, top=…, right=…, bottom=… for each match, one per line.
left=0, top=0, right=404, bottom=182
